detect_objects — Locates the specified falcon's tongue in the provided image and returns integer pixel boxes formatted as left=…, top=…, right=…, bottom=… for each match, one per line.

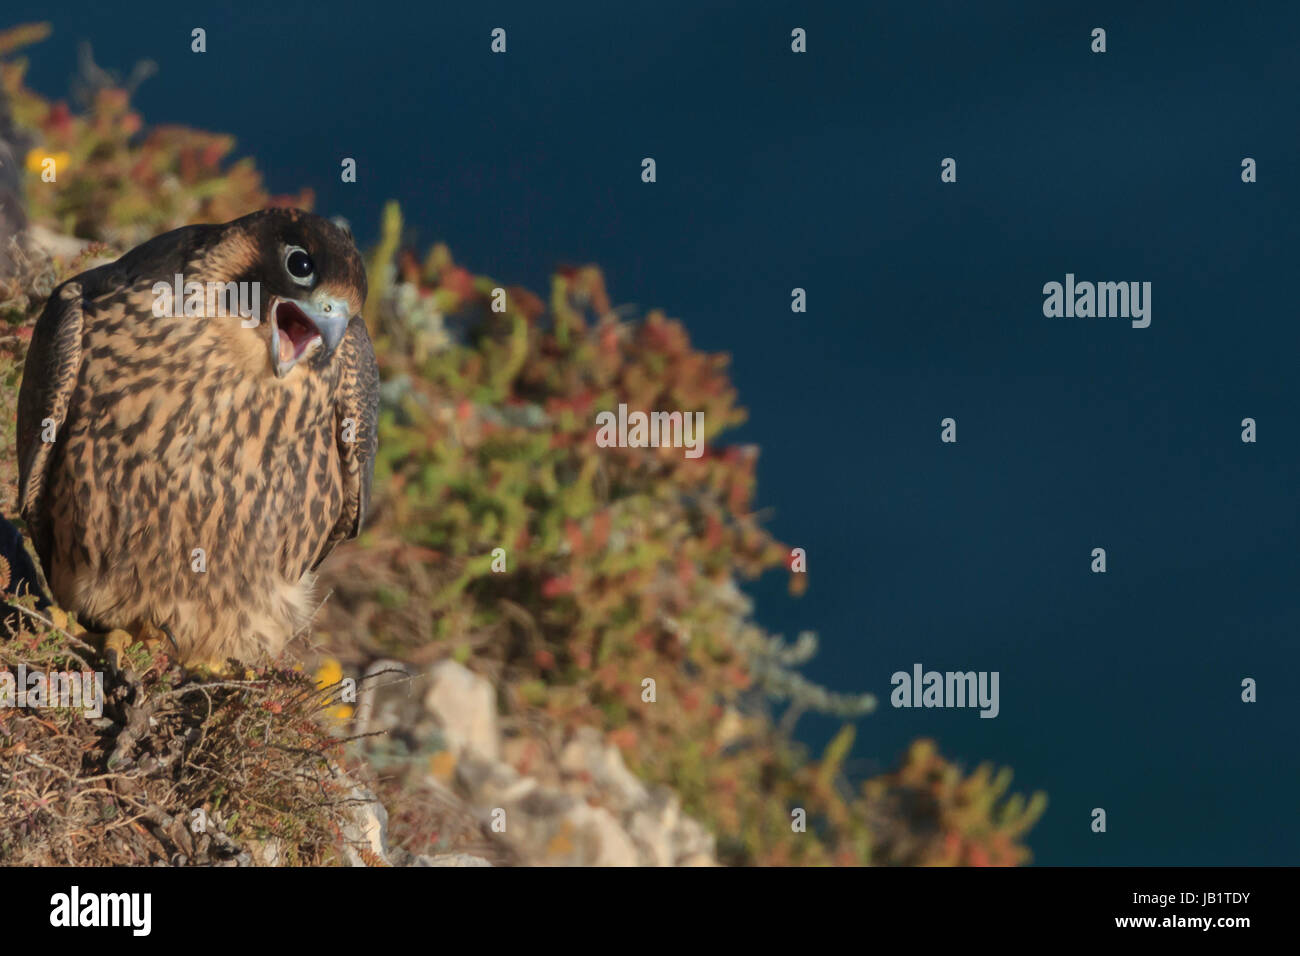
left=272, top=299, right=323, bottom=372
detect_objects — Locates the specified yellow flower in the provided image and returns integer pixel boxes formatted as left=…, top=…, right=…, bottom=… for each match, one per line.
left=314, top=656, right=343, bottom=688
left=428, top=749, right=457, bottom=780
left=25, top=149, right=70, bottom=175
left=314, top=657, right=353, bottom=724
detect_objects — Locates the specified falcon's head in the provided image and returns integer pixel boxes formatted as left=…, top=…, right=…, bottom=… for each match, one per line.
left=223, top=208, right=367, bottom=378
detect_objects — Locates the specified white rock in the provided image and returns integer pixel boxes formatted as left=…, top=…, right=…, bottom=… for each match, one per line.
left=564, top=803, right=640, bottom=867
left=626, top=807, right=673, bottom=866
left=354, top=659, right=419, bottom=737
left=558, top=727, right=648, bottom=807
left=337, top=777, right=393, bottom=867
left=424, top=660, right=499, bottom=761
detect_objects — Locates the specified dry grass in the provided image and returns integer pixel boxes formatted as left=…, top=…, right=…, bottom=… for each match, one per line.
left=0, top=609, right=370, bottom=865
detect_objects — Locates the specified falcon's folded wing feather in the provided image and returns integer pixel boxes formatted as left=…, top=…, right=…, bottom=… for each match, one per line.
left=311, top=315, right=379, bottom=572
left=16, top=281, right=85, bottom=579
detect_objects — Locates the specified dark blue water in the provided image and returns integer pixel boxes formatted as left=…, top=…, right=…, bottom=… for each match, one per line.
left=12, top=0, right=1298, bottom=864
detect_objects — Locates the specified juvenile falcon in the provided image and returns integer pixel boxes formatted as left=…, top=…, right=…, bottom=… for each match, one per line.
left=16, top=208, right=378, bottom=668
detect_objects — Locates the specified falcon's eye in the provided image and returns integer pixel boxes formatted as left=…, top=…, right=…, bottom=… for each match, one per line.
left=285, top=247, right=315, bottom=283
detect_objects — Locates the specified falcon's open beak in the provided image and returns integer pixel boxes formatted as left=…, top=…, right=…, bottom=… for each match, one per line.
left=268, top=295, right=351, bottom=377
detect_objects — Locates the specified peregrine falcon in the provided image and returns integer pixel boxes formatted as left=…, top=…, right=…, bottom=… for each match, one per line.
left=15, top=208, right=378, bottom=668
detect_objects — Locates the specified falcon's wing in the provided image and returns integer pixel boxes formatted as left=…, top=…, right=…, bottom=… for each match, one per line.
left=311, top=316, right=379, bottom=572
left=16, top=281, right=85, bottom=576
left=13, top=224, right=215, bottom=577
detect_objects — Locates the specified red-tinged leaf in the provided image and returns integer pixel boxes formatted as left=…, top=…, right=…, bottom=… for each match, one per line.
left=443, top=266, right=474, bottom=298
left=565, top=520, right=584, bottom=556
left=541, top=575, right=573, bottom=598
left=589, top=511, right=611, bottom=551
